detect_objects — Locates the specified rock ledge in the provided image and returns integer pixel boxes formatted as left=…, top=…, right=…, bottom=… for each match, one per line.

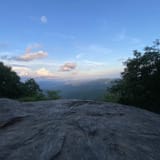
left=0, top=98, right=160, bottom=160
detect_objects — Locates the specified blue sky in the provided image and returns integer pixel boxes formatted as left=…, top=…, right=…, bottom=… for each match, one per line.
left=0, top=0, right=160, bottom=80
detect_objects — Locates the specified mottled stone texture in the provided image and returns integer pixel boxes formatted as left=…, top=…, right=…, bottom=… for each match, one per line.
left=0, top=98, right=160, bottom=160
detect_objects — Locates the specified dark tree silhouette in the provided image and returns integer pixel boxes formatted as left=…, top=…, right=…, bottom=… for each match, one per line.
left=105, top=40, right=160, bottom=113
left=0, top=62, right=23, bottom=98
left=0, top=62, right=60, bottom=101
left=23, top=78, right=42, bottom=97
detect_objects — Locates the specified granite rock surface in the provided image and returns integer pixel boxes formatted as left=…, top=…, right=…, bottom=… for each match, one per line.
left=0, top=98, right=160, bottom=160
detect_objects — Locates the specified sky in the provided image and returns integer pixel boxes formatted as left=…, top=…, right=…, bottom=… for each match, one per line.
left=0, top=0, right=160, bottom=81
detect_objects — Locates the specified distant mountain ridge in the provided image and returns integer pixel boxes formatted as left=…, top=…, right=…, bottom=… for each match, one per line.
left=38, top=78, right=113, bottom=101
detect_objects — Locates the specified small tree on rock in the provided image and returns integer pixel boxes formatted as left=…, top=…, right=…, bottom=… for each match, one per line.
left=23, top=78, right=42, bottom=97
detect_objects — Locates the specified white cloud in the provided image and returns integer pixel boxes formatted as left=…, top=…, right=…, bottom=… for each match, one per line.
left=0, top=43, right=47, bottom=62
left=40, top=16, right=47, bottom=23
left=12, top=66, right=55, bottom=79
left=36, top=68, right=54, bottom=77
left=17, top=50, right=48, bottom=61
left=12, top=66, right=31, bottom=77
left=10, top=61, right=122, bottom=80
left=60, top=62, right=77, bottom=72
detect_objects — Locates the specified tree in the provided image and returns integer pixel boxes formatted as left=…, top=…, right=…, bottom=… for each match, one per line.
left=0, top=62, right=23, bottom=98
left=23, top=78, right=42, bottom=97
left=105, top=40, right=160, bottom=113
left=0, top=62, right=61, bottom=101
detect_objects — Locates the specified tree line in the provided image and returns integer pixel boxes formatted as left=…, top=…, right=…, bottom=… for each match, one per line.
left=0, top=62, right=60, bottom=101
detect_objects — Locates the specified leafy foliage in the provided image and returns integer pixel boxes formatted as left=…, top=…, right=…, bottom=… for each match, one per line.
left=104, top=80, right=122, bottom=103
left=0, top=62, right=23, bottom=98
left=23, top=78, right=42, bottom=97
left=105, top=40, right=160, bottom=113
left=0, top=62, right=60, bottom=101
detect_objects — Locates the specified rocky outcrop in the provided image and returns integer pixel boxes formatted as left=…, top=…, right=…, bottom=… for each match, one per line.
left=0, top=98, right=160, bottom=160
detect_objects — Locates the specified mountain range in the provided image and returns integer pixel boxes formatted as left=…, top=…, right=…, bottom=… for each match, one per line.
left=38, top=78, right=113, bottom=101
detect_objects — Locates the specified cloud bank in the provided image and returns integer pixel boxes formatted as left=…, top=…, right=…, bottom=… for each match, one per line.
left=12, top=66, right=55, bottom=79
left=0, top=44, right=48, bottom=62
left=17, top=50, right=48, bottom=61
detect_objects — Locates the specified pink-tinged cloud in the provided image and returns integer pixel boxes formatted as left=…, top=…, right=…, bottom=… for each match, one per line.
left=60, top=62, right=77, bottom=72
left=0, top=44, right=48, bottom=62
left=17, top=50, right=48, bottom=61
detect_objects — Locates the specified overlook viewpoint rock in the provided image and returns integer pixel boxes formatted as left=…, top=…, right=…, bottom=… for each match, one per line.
left=0, top=98, right=160, bottom=160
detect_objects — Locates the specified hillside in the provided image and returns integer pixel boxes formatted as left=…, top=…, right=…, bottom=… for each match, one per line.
left=38, top=79, right=113, bottom=100
left=0, top=98, right=160, bottom=160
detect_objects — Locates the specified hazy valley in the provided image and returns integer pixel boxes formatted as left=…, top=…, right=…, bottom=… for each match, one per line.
left=38, top=78, right=113, bottom=101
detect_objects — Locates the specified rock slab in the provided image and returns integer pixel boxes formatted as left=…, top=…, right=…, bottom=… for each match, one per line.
left=0, top=98, right=160, bottom=160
